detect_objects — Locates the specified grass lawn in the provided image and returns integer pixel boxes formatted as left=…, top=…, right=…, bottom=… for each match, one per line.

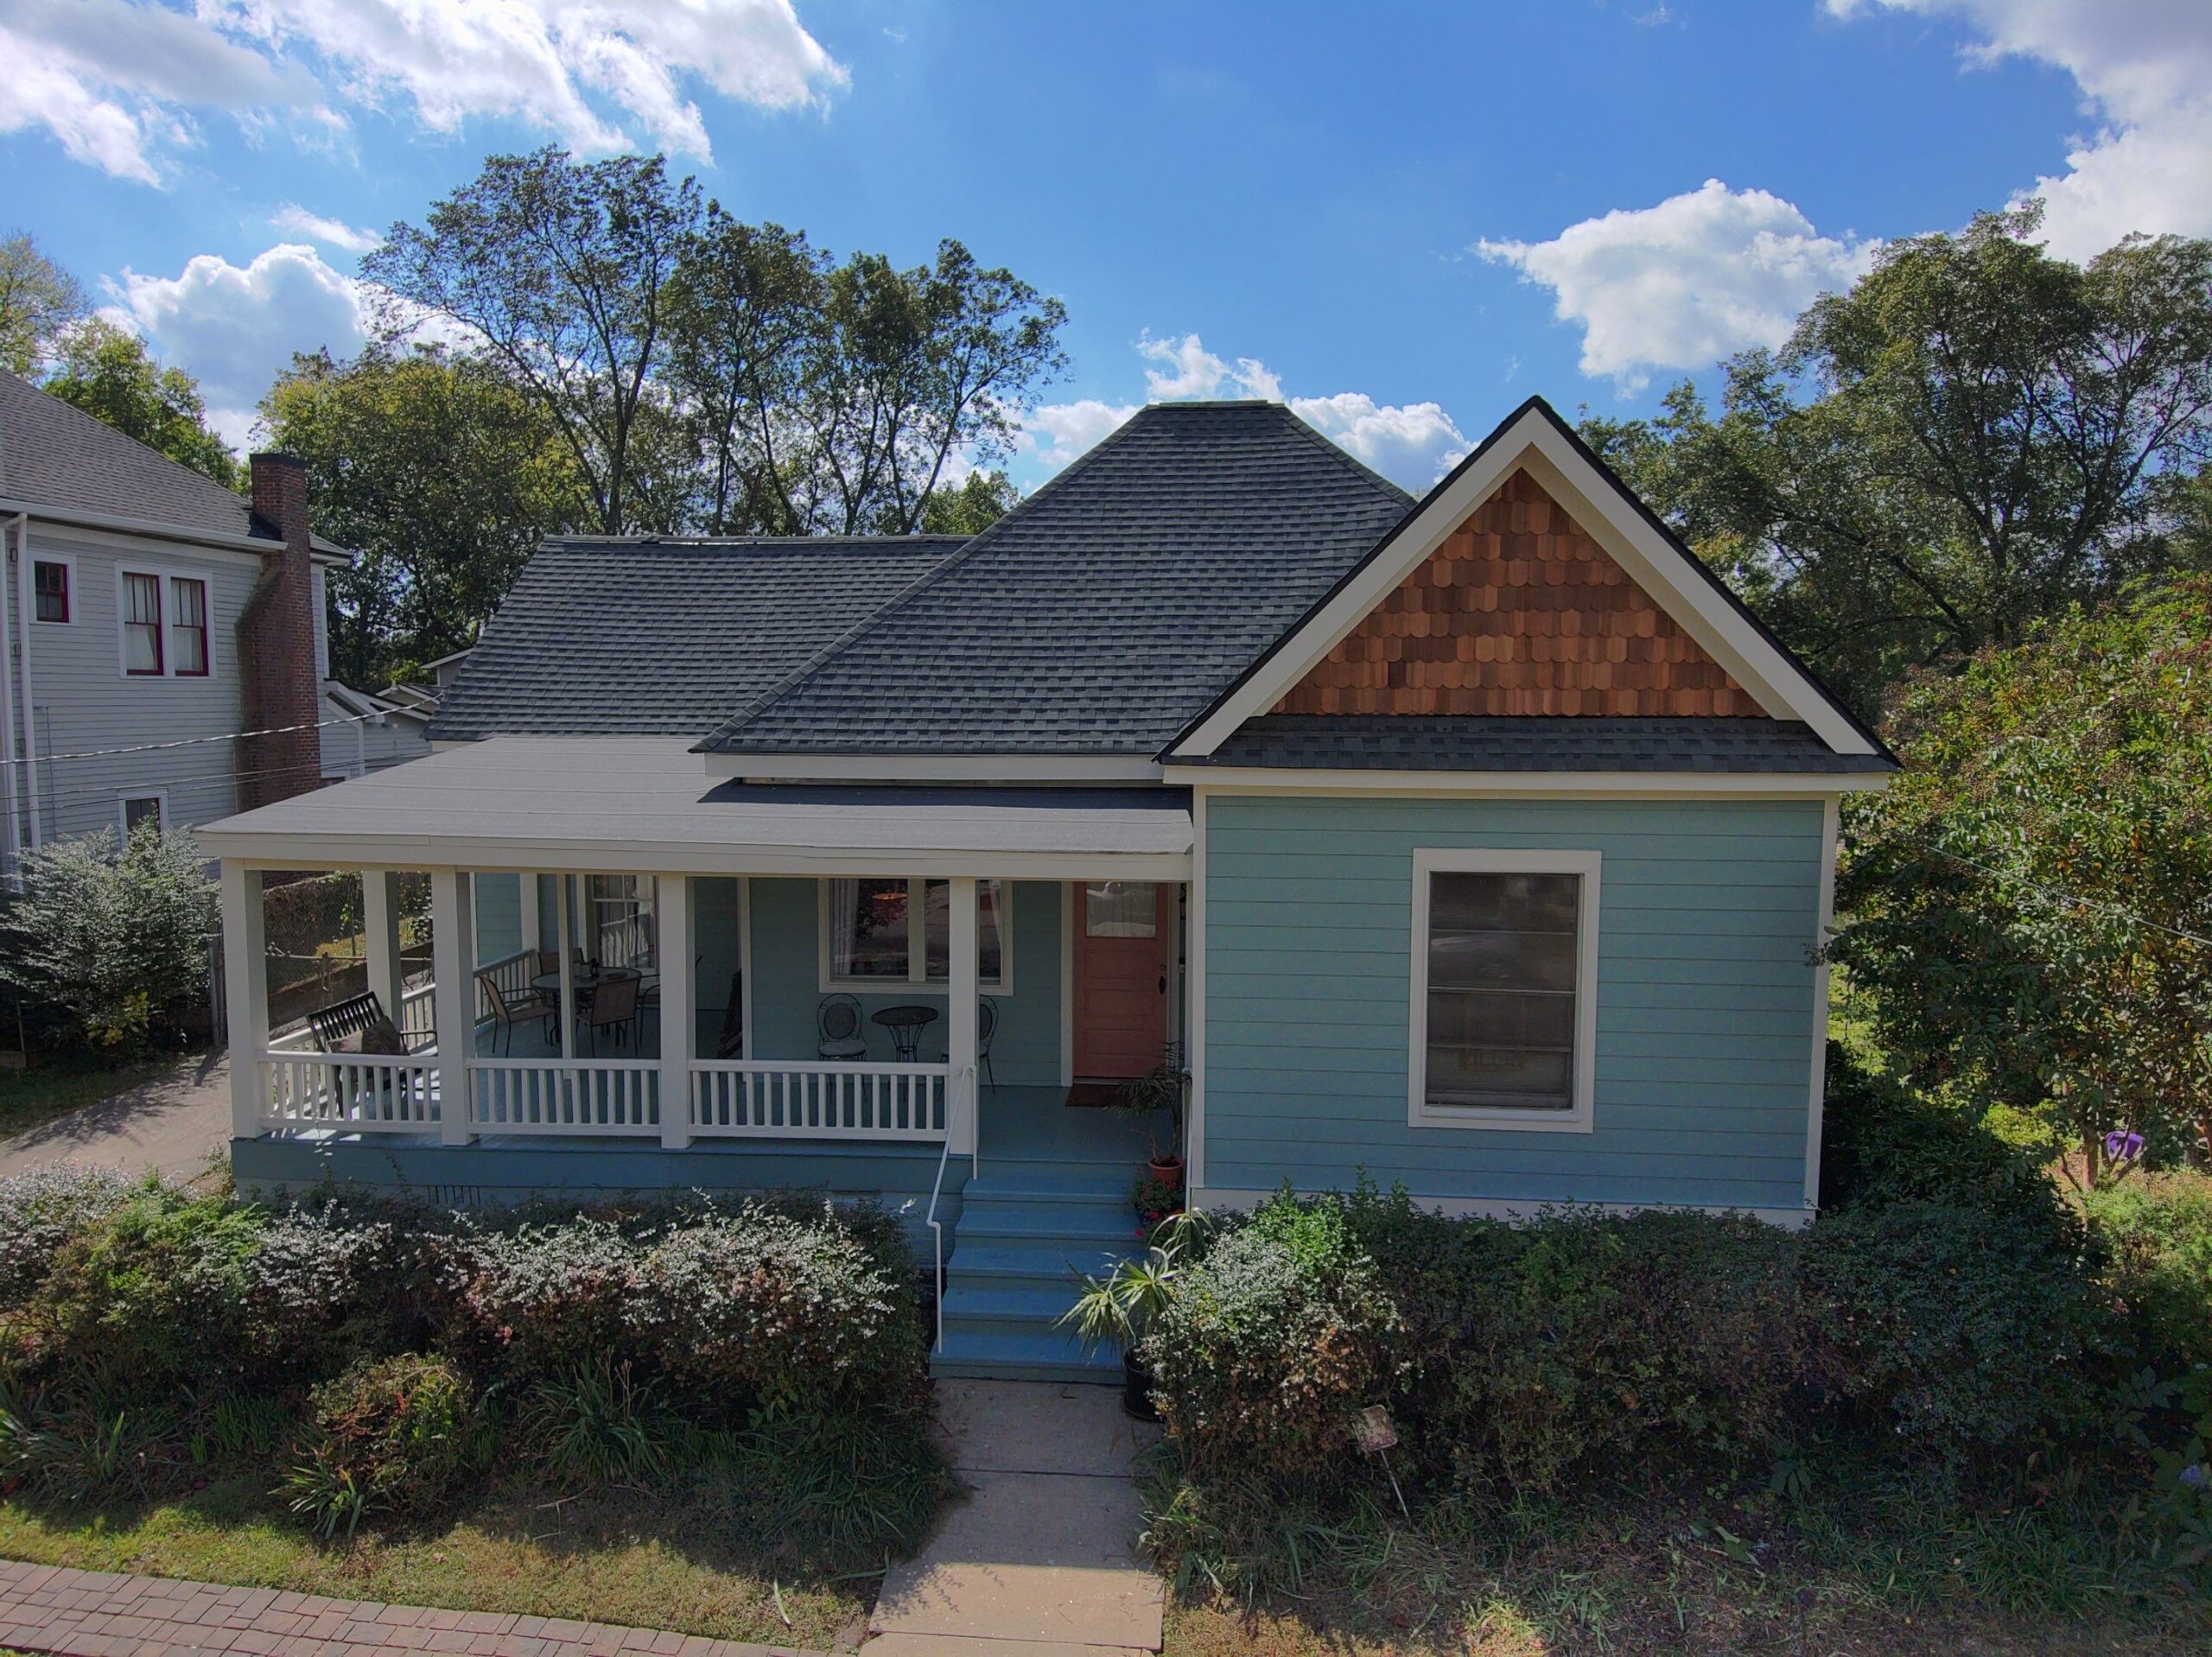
left=0, top=1472, right=875, bottom=1651
left=0, top=1055, right=178, bottom=1144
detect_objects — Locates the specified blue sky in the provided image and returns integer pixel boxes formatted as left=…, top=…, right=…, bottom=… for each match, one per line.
left=4, top=1, right=2207, bottom=491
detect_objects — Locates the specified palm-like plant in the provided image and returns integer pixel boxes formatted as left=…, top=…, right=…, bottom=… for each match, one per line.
left=1058, top=1209, right=1210, bottom=1360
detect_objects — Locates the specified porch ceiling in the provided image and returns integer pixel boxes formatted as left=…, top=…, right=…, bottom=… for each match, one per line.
left=198, top=738, right=1194, bottom=877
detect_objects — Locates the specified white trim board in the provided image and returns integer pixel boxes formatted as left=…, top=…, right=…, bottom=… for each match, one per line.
left=1408, top=847, right=1600, bottom=1134
left=1803, top=794, right=1840, bottom=1210
left=1168, top=400, right=1879, bottom=760
left=1166, top=767, right=1890, bottom=797
left=1192, top=1185, right=1813, bottom=1230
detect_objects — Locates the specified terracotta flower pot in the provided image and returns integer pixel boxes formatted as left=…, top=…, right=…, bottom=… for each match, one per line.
left=1147, top=1154, right=1185, bottom=1183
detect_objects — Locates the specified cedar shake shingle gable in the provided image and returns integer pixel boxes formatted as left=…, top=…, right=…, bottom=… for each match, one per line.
left=1273, top=469, right=1756, bottom=718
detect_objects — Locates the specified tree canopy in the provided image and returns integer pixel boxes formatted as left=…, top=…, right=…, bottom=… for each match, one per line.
left=0, top=231, right=86, bottom=378
left=365, top=148, right=1065, bottom=540
left=1584, top=205, right=2212, bottom=711
left=1830, top=579, right=2212, bottom=1184
left=260, top=345, right=584, bottom=688
left=41, top=319, right=240, bottom=489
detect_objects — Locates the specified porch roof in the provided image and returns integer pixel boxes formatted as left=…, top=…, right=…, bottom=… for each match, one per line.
left=198, top=738, right=1193, bottom=878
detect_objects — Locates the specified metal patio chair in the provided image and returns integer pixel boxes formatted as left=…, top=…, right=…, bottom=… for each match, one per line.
left=817, top=993, right=868, bottom=1061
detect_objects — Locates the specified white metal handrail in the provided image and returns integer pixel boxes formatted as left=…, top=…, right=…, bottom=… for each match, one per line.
left=690, top=1058, right=949, bottom=1140
left=924, top=1064, right=976, bottom=1354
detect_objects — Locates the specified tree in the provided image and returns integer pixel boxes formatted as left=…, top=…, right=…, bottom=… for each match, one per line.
left=41, top=320, right=239, bottom=487
left=918, top=469, right=1020, bottom=536
left=1584, top=205, right=2212, bottom=708
left=365, top=148, right=700, bottom=536
left=1829, top=579, right=2212, bottom=1186
left=780, top=239, right=1066, bottom=535
left=0, top=823, right=217, bottom=1055
left=261, top=345, right=584, bottom=687
left=0, top=231, right=86, bottom=377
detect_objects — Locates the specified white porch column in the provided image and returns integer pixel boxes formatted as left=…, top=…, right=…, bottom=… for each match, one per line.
left=220, top=861, right=268, bottom=1140
left=947, top=875, right=979, bottom=1156
left=361, top=871, right=404, bottom=1022
left=429, top=868, right=475, bottom=1145
left=658, top=874, right=693, bottom=1148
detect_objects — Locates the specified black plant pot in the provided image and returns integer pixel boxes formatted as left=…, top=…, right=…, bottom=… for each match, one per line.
left=1122, top=1349, right=1159, bottom=1421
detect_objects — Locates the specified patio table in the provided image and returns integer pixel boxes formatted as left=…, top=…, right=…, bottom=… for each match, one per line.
left=530, top=965, right=639, bottom=1015
left=873, top=1003, right=939, bottom=1062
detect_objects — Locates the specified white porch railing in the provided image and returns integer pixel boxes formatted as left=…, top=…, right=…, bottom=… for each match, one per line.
left=690, top=1060, right=950, bottom=1140
left=467, top=1057, right=660, bottom=1134
left=256, top=1052, right=439, bottom=1131
left=397, top=979, right=437, bottom=1046
left=472, top=949, right=535, bottom=1018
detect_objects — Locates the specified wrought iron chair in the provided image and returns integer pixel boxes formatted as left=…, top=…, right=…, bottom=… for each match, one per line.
left=817, top=993, right=868, bottom=1061
left=977, top=995, right=999, bottom=1089
left=715, top=971, right=745, bottom=1059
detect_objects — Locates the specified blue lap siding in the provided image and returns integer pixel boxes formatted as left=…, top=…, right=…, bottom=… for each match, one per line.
left=1200, top=794, right=1825, bottom=1216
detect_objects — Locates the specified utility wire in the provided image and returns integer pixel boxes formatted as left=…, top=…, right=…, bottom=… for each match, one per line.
left=7, top=708, right=404, bottom=770
left=1900, top=835, right=2212, bottom=952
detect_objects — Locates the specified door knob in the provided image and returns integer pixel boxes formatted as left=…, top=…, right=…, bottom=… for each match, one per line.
left=1158, top=975, right=1166, bottom=993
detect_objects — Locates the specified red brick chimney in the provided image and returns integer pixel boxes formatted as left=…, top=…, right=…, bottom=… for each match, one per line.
left=236, top=452, right=322, bottom=809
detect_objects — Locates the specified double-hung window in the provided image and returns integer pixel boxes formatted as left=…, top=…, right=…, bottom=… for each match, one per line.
left=171, top=578, right=209, bottom=676
left=822, top=878, right=1008, bottom=992
left=122, top=573, right=164, bottom=676
left=1408, top=849, right=1599, bottom=1132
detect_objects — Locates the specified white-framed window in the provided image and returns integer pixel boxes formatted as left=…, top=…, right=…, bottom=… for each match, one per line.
left=118, top=790, right=167, bottom=841
left=116, top=566, right=219, bottom=681
left=819, top=878, right=1010, bottom=994
left=1408, top=848, right=1600, bottom=1133
left=32, top=556, right=73, bottom=624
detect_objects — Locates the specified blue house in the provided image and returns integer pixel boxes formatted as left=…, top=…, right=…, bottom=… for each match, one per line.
left=202, top=397, right=1893, bottom=1379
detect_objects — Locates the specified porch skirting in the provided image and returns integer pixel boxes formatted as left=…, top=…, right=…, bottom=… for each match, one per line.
left=232, top=1132, right=966, bottom=1251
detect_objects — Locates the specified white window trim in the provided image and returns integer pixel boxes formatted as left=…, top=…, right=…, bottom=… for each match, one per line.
left=116, top=788, right=168, bottom=841
left=114, top=563, right=219, bottom=682
left=816, top=876, right=1014, bottom=995
left=30, top=553, right=75, bottom=625
left=1408, top=848, right=1600, bottom=1134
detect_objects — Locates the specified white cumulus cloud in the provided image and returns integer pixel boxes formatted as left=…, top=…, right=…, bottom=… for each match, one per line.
left=107, top=241, right=368, bottom=445
left=270, top=203, right=382, bottom=253
left=0, top=0, right=845, bottom=184
left=1827, top=0, right=2212, bottom=260
left=1026, top=333, right=1471, bottom=491
left=1477, top=179, right=1878, bottom=390
left=1290, top=393, right=1471, bottom=483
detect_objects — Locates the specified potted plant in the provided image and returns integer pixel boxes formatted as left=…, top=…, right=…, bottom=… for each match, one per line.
left=1114, top=1051, right=1188, bottom=1181
left=1130, top=1171, right=1182, bottom=1232
left=1060, top=1210, right=1208, bottom=1420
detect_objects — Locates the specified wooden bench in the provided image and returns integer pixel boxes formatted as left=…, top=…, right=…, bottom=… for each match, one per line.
left=307, top=990, right=399, bottom=1053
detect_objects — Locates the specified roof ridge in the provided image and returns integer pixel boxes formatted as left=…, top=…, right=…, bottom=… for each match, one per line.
left=0, top=371, right=263, bottom=532
left=690, top=405, right=1167, bottom=752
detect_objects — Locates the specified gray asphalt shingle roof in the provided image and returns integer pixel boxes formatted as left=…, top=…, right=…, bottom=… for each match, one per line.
left=1177, top=714, right=1895, bottom=772
left=696, top=401, right=1415, bottom=755
left=1, top=370, right=261, bottom=541
left=428, top=536, right=969, bottom=740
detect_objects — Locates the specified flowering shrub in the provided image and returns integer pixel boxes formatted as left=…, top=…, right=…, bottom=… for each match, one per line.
left=306, top=1352, right=479, bottom=1517
left=433, top=1214, right=639, bottom=1377
left=0, top=1164, right=137, bottom=1310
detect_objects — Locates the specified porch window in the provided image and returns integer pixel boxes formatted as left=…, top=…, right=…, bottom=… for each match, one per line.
left=587, top=874, right=656, bottom=967
left=823, top=878, right=1007, bottom=992
left=1408, top=849, right=1599, bottom=1133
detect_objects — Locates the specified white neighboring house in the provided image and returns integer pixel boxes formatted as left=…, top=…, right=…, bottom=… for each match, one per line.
left=0, top=371, right=357, bottom=865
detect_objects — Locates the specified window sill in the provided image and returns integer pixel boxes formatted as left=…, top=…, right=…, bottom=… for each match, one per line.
left=1409, top=1106, right=1593, bottom=1134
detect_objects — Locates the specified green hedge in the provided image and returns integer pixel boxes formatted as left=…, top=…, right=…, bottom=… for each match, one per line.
left=0, top=1173, right=946, bottom=1560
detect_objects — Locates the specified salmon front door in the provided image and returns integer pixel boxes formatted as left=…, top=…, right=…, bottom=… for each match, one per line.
left=1071, top=880, right=1171, bottom=1080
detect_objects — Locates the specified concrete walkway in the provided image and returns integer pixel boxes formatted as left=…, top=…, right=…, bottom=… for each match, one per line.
left=0, top=1052, right=230, bottom=1184
left=865, top=1379, right=1164, bottom=1657
left=0, top=1559, right=824, bottom=1656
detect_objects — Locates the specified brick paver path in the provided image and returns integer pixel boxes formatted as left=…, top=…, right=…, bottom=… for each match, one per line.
left=0, top=1559, right=825, bottom=1657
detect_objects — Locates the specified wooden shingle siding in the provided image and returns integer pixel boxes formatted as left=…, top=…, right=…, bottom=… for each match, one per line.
left=1273, top=469, right=1757, bottom=718
left=1200, top=793, right=1822, bottom=1213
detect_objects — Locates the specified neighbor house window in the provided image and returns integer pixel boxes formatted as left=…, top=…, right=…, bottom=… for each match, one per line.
left=32, top=561, right=69, bottom=623
left=170, top=578, right=208, bottom=676
left=119, top=794, right=165, bottom=839
left=823, top=878, right=1007, bottom=992
left=121, top=573, right=162, bottom=675
left=1408, top=849, right=1599, bottom=1133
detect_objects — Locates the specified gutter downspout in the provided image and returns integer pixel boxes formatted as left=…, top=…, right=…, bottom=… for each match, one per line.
left=12, top=522, right=39, bottom=851
left=0, top=514, right=20, bottom=882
